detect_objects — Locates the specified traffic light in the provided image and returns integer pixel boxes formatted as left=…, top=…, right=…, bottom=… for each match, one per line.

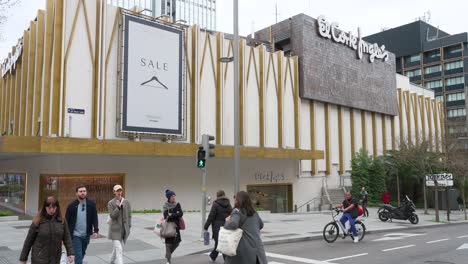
left=197, top=147, right=206, bottom=168
left=202, top=134, right=215, bottom=159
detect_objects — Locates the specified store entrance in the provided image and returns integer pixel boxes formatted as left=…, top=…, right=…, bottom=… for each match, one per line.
left=247, top=184, right=293, bottom=213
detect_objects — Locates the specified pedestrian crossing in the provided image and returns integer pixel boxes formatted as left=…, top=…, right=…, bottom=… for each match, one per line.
left=204, top=251, right=335, bottom=264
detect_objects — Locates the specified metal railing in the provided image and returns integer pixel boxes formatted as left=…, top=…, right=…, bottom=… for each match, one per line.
left=295, top=197, right=320, bottom=213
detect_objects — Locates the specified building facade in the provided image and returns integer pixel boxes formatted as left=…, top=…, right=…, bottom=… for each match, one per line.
left=0, top=3, right=443, bottom=216
left=107, top=0, right=216, bottom=30
left=364, top=21, right=468, bottom=147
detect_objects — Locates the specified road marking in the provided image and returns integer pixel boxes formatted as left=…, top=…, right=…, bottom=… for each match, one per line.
left=372, top=232, right=425, bottom=241
left=457, top=235, right=468, bottom=238
left=269, top=262, right=285, bottom=264
left=382, top=245, right=415, bottom=252
left=457, top=243, right=468, bottom=250
left=266, top=252, right=337, bottom=264
left=426, top=238, right=450, bottom=244
left=324, top=253, right=368, bottom=262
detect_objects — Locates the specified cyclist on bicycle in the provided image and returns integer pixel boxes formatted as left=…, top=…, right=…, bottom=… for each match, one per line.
left=336, top=192, right=359, bottom=243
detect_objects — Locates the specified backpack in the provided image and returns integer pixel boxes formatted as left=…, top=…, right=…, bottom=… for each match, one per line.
left=356, top=204, right=364, bottom=216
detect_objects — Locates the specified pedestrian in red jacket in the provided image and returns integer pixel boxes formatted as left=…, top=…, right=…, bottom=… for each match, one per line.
left=382, top=191, right=390, bottom=204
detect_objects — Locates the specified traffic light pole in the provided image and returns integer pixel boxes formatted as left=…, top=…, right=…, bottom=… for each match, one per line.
left=201, top=167, right=207, bottom=239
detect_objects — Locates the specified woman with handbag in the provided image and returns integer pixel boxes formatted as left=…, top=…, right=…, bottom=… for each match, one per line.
left=163, top=189, right=183, bottom=264
left=223, top=191, right=267, bottom=264
left=204, top=190, right=232, bottom=262
left=20, top=196, right=75, bottom=264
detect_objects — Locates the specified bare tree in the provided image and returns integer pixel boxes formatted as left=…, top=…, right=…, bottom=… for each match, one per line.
left=0, top=0, right=21, bottom=41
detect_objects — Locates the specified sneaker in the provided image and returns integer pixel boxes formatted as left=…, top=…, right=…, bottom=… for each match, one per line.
left=354, top=237, right=359, bottom=243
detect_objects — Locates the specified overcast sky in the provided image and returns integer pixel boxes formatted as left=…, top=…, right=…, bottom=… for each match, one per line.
left=1, top=0, right=467, bottom=59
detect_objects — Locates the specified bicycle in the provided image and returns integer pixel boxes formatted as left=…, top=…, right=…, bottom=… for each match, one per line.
left=323, top=208, right=366, bottom=243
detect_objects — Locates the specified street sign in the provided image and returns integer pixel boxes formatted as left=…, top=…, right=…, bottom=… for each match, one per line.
left=425, top=173, right=453, bottom=187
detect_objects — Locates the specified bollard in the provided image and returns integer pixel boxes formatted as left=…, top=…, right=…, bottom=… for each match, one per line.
left=294, top=204, right=297, bottom=213
left=306, top=204, right=310, bottom=212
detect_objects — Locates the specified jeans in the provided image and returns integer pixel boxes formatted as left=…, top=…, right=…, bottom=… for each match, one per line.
left=340, top=212, right=358, bottom=237
left=110, top=240, right=124, bottom=264
left=165, top=242, right=180, bottom=263
left=72, top=236, right=90, bottom=264
left=209, top=237, right=226, bottom=261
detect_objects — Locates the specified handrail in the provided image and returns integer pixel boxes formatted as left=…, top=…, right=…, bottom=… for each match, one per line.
left=296, top=197, right=320, bottom=212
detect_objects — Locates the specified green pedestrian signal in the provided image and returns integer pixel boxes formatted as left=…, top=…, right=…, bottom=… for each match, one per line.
left=197, top=147, right=206, bottom=168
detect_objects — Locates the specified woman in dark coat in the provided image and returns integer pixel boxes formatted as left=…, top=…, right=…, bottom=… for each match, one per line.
left=204, top=190, right=232, bottom=261
left=163, top=189, right=183, bottom=264
left=20, top=196, right=74, bottom=264
left=224, top=191, right=267, bottom=264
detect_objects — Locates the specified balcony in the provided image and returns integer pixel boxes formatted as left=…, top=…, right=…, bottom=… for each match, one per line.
left=445, top=68, right=464, bottom=76
left=446, top=100, right=466, bottom=107
left=424, top=72, right=442, bottom=79
left=409, top=75, right=421, bottom=82
left=445, top=83, right=465, bottom=92
left=444, top=51, right=463, bottom=60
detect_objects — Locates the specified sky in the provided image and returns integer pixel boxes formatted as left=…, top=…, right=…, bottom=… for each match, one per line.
left=1, top=0, right=467, bottom=59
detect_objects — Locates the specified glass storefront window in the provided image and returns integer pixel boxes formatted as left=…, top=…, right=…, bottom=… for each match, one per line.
left=0, top=172, right=26, bottom=214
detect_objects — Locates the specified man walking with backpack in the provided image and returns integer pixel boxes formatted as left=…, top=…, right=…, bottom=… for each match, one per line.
left=65, top=185, right=99, bottom=264
left=336, top=192, right=359, bottom=243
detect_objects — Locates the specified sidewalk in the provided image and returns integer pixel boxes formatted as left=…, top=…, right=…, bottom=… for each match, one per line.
left=0, top=207, right=466, bottom=263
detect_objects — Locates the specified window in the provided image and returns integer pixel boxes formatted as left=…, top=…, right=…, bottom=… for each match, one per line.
left=447, top=108, right=466, bottom=117
left=435, top=95, right=444, bottom=102
left=424, top=65, right=441, bottom=74
left=445, top=44, right=463, bottom=54
left=445, top=76, right=464, bottom=86
left=425, top=80, right=443, bottom=89
left=405, top=54, right=420, bottom=64
left=445, top=60, right=464, bottom=70
left=447, top=92, right=465, bottom=102
left=406, top=69, right=421, bottom=77
left=425, top=49, right=440, bottom=59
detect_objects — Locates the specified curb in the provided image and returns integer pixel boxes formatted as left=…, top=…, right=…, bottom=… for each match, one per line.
left=188, top=220, right=468, bottom=255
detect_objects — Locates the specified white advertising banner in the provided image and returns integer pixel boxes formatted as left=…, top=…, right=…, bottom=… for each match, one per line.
left=121, top=15, right=183, bottom=135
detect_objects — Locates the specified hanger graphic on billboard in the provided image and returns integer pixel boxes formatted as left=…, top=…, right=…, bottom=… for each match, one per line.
left=140, top=75, right=168, bottom=89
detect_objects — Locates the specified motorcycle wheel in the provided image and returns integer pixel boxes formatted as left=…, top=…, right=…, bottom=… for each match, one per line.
left=323, top=222, right=339, bottom=243
left=378, top=211, right=389, bottom=222
left=409, top=214, right=419, bottom=224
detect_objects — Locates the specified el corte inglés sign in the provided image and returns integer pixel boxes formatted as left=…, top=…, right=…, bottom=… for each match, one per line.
left=317, top=15, right=389, bottom=63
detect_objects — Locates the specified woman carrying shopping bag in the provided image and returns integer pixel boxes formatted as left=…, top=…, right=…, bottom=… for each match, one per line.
left=20, top=196, right=75, bottom=264
left=223, top=191, right=267, bottom=264
left=204, top=190, right=232, bottom=262
left=163, top=189, right=183, bottom=264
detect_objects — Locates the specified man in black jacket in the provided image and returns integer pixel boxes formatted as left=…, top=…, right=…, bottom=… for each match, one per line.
left=336, top=192, right=359, bottom=243
left=204, top=190, right=232, bottom=261
left=65, top=185, right=99, bottom=264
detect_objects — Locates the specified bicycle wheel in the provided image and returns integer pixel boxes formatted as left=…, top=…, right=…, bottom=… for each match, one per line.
left=350, top=221, right=366, bottom=241
left=323, top=222, right=339, bottom=243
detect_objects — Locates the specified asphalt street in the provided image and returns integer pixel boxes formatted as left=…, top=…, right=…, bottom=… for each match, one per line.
left=160, top=224, right=468, bottom=264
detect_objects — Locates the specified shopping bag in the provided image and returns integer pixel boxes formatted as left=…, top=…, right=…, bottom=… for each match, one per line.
left=179, top=217, right=186, bottom=230
left=60, top=251, right=69, bottom=264
left=216, top=227, right=243, bottom=256
left=160, top=221, right=177, bottom=238
left=153, top=216, right=165, bottom=237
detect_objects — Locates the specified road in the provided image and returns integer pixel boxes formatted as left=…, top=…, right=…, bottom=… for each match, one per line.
left=156, top=224, right=468, bottom=264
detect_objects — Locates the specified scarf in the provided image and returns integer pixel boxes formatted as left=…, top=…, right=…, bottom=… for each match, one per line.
left=163, top=201, right=178, bottom=211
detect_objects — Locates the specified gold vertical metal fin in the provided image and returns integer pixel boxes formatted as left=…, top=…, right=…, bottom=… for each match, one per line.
left=371, top=112, right=376, bottom=158
left=276, top=52, right=282, bottom=148
left=34, top=10, right=46, bottom=137
left=0, top=69, right=3, bottom=131
left=293, top=56, right=299, bottom=149
left=14, top=50, right=23, bottom=136
left=51, top=0, right=64, bottom=136
left=404, top=91, right=411, bottom=145
left=223, top=40, right=232, bottom=83
left=92, top=0, right=101, bottom=138
left=259, top=46, right=265, bottom=147
left=391, top=115, right=396, bottom=150
left=215, top=33, right=221, bottom=144
left=184, top=29, right=192, bottom=85
left=207, top=32, right=217, bottom=85
left=419, top=96, right=426, bottom=143
left=338, top=105, right=343, bottom=174
left=350, top=108, right=355, bottom=157
left=190, top=26, right=197, bottom=143
left=239, top=39, right=245, bottom=146
left=20, top=30, right=30, bottom=136
left=361, top=110, right=366, bottom=152
left=199, top=32, right=209, bottom=79
left=26, top=21, right=37, bottom=136
left=398, top=88, right=404, bottom=146
left=42, top=0, right=55, bottom=136
left=432, top=99, right=439, bottom=151
left=324, top=103, right=330, bottom=175
left=381, top=114, right=387, bottom=153
left=310, top=100, right=316, bottom=175
left=426, top=97, right=433, bottom=150
left=412, top=93, right=419, bottom=145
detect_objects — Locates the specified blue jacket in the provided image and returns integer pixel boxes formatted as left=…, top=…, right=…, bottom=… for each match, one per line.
left=65, top=199, right=99, bottom=237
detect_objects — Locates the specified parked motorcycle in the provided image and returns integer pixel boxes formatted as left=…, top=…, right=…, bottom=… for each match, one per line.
left=378, top=195, right=419, bottom=224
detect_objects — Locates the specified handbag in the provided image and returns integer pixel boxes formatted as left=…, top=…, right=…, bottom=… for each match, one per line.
left=216, top=227, right=243, bottom=256
left=160, top=220, right=177, bottom=238
left=179, top=217, right=186, bottom=230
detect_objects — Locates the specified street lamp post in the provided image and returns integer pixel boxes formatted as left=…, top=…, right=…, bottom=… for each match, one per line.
left=233, top=0, right=240, bottom=196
